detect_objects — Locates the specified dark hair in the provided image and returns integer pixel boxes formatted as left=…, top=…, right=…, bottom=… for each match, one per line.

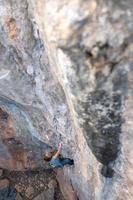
left=44, top=155, right=52, bottom=162
left=43, top=149, right=58, bottom=162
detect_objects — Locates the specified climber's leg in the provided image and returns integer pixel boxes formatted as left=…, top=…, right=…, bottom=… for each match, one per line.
left=60, top=158, right=74, bottom=166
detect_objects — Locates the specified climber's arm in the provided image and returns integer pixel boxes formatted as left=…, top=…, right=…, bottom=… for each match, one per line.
left=53, top=143, right=62, bottom=159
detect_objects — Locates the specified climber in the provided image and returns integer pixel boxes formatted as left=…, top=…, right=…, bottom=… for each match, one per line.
left=44, top=142, right=74, bottom=168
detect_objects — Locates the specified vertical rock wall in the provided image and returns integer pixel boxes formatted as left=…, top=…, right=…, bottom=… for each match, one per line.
left=0, top=0, right=75, bottom=171
left=0, top=0, right=133, bottom=199
left=27, top=0, right=133, bottom=199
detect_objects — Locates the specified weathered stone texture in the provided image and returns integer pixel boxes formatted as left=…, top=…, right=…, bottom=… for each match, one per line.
left=0, top=0, right=133, bottom=199
left=0, top=0, right=75, bottom=171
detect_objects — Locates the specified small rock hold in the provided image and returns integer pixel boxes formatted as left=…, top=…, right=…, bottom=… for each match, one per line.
left=40, top=183, right=44, bottom=187
left=15, top=184, right=23, bottom=193
left=0, top=69, right=10, bottom=80
left=16, top=193, right=23, bottom=200
left=48, top=179, right=57, bottom=188
left=0, top=179, right=9, bottom=189
left=27, top=65, right=34, bottom=75
left=25, top=186, right=34, bottom=198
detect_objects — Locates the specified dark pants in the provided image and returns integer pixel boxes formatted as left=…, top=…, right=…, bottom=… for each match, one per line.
left=60, top=158, right=74, bottom=166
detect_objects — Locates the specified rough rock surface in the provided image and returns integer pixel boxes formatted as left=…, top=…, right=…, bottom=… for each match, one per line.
left=0, top=0, right=133, bottom=200
left=0, top=169, right=64, bottom=200
left=0, top=0, right=75, bottom=171
left=56, top=169, right=78, bottom=200
left=0, top=179, right=9, bottom=189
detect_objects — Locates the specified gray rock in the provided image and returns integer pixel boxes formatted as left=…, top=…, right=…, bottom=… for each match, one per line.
left=33, top=188, right=54, bottom=200
left=0, top=169, right=3, bottom=177
left=0, top=179, right=9, bottom=189
left=0, top=0, right=133, bottom=200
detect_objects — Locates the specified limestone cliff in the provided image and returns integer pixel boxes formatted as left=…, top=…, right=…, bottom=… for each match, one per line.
left=0, top=0, right=133, bottom=200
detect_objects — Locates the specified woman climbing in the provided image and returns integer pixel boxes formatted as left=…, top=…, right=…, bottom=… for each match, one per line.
left=44, top=142, right=74, bottom=168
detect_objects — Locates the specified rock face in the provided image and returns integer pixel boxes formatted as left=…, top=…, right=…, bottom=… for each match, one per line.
left=0, top=169, right=63, bottom=200
left=0, top=0, right=74, bottom=171
left=0, top=0, right=133, bottom=200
